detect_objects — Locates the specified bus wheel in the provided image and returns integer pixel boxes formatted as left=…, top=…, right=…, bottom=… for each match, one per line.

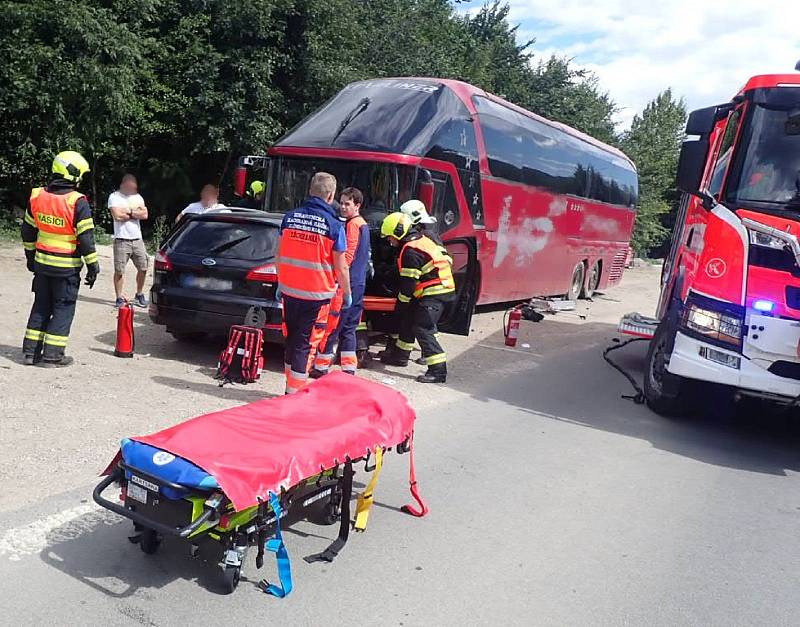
left=580, top=261, right=601, bottom=299
left=643, top=321, right=691, bottom=416
left=566, top=262, right=585, bottom=301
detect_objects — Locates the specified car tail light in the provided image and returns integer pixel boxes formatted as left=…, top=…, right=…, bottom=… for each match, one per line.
left=246, top=263, right=277, bottom=283
left=154, top=250, right=173, bottom=271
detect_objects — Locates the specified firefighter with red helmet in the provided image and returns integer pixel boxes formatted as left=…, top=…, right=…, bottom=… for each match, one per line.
left=21, top=150, right=100, bottom=367
left=379, top=212, right=455, bottom=384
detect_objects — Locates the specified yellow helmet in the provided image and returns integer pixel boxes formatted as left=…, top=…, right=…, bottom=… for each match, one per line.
left=380, top=212, right=413, bottom=240
left=52, top=151, right=90, bottom=183
left=249, top=180, right=265, bottom=197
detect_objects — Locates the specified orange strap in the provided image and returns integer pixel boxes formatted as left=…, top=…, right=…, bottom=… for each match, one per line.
left=401, top=434, right=429, bottom=517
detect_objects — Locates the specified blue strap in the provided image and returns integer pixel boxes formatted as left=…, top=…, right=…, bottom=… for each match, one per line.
left=260, top=492, right=293, bottom=598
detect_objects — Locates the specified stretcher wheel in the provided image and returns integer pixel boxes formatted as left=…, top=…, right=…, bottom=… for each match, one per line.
left=222, top=565, right=241, bottom=594
left=139, top=528, right=161, bottom=555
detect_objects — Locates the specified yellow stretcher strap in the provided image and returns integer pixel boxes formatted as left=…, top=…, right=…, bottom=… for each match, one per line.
left=353, top=447, right=383, bottom=532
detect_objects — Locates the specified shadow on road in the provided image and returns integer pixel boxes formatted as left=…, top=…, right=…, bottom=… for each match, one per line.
left=447, top=320, right=800, bottom=477
left=151, top=375, right=276, bottom=402
left=40, top=510, right=227, bottom=597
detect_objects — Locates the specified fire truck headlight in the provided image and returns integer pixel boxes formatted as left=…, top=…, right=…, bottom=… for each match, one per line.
left=682, top=298, right=744, bottom=349
left=753, top=299, right=775, bottom=313
left=749, top=229, right=787, bottom=250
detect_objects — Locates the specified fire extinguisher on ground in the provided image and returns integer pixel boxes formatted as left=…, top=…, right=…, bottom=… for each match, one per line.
left=504, top=306, right=522, bottom=347
left=115, top=302, right=135, bottom=358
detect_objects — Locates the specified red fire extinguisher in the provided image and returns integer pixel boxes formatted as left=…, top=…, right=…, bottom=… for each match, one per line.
left=504, top=306, right=522, bottom=347
left=115, top=302, right=135, bottom=358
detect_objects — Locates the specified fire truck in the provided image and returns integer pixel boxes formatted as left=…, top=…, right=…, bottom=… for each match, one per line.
left=621, top=67, right=800, bottom=414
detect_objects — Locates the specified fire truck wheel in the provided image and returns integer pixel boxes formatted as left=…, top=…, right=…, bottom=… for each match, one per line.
left=644, top=320, right=692, bottom=416
left=567, top=262, right=585, bottom=302
left=580, top=261, right=601, bottom=299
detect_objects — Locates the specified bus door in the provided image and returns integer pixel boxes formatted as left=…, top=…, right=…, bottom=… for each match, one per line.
left=423, top=169, right=479, bottom=336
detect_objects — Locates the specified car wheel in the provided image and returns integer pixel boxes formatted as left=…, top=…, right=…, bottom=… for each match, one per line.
left=580, top=261, right=601, bottom=299
left=566, top=262, right=585, bottom=301
left=643, top=320, right=692, bottom=416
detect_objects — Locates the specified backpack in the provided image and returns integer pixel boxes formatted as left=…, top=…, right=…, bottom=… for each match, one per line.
left=216, top=325, right=264, bottom=386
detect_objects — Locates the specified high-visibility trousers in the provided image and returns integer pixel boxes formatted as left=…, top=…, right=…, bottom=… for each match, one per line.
left=282, top=294, right=330, bottom=394
left=395, top=296, right=448, bottom=369
left=22, top=272, right=80, bottom=360
left=314, top=285, right=365, bottom=374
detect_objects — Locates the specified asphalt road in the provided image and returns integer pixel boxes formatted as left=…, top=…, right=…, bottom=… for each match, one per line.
left=1, top=260, right=799, bottom=626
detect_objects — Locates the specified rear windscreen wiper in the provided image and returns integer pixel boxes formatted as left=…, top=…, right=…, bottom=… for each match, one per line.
left=209, top=236, right=251, bottom=254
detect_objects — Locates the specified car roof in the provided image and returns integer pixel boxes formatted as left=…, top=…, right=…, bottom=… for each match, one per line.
left=189, top=208, right=283, bottom=226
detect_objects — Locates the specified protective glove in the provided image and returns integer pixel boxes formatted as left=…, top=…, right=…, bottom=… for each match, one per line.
left=26, top=256, right=35, bottom=273
left=84, top=262, right=100, bottom=289
left=343, top=291, right=353, bottom=309
left=275, top=283, right=282, bottom=301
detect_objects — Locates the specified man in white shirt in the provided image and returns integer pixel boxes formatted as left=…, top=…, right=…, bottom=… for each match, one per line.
left=108, top=174, right=149, bottom=308
left=176, top=183, right=225, bottom=222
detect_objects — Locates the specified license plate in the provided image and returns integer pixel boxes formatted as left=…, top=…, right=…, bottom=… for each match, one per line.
left=181, top=274, right=233, bottom=291
left=127, top=483, right=149, bottom=504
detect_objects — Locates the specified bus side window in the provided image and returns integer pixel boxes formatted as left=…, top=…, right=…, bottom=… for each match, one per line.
left=708, top=108, right=742, bottom=198
left=429, top=172, right=461, bottom=233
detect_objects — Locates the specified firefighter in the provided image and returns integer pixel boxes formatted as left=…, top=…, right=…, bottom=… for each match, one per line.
left=21, top=150, right=99, bottom=367
left=240, top=180, right=265, bottom=210
left=379, top=212, right=455, bottom=384
left=310, top=187, right=371, bottom=377
left=276, top=172, right=351, bottom=394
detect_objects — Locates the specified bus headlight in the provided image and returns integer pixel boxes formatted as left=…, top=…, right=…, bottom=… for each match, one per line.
left=680, top=293, right=744, bottom=349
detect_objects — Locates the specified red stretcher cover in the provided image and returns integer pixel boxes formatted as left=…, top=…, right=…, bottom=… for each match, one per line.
left=111, top=373, right=417, bottom=511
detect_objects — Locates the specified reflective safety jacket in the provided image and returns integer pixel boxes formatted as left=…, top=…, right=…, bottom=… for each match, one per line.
left=396, top=233, right=455, bottom=303
left=277, top=196, right=346, bottom=301
left=21, top=180, right=98, bottom=276
left=344, top=214, right=371, bottom=287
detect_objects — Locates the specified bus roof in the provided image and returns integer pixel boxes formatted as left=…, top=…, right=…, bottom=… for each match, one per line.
left=400, top=77, right=635, bottom=168
left=738, top=74, right=800, bottom=97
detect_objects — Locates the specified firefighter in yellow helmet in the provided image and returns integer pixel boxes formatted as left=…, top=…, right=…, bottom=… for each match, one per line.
left=20, top=151, right=99, bottom=367
left=379, top=212, right=455, bottom=383
left=239, top=180, right=266, bottom=210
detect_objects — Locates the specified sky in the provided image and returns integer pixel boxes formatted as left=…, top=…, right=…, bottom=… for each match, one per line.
left=459, top=0, right=800, bottom=128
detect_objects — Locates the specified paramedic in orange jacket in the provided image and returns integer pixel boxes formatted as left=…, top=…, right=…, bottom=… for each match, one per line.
left=277, top=172, right=351, bottom=394
left=310, top=187, right=371, bottom=377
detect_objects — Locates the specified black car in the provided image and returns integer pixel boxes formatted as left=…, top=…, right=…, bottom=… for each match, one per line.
left=149, top=209, right=283, bottom=342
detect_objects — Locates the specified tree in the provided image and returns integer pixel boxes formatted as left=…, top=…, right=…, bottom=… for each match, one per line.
left=622, top=89, right=687, bottom=255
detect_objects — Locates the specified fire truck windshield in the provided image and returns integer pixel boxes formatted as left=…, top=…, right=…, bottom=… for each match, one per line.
left=729, top=102, right=800, bottom=208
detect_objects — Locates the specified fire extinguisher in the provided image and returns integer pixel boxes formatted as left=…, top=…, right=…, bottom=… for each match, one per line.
left=504, top=306, right=522, bottom=347
left=115, top=302, right=135, bottom=358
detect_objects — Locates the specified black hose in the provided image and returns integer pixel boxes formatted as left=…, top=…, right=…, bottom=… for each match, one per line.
left=603, top=337, right=648, bottom=404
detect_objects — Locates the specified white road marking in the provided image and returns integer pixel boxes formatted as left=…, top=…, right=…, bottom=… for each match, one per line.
left=0, top=502, right=122, bottom=562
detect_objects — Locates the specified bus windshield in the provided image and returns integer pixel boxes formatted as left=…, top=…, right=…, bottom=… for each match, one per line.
left=268, top=157, right=417, bottom=229
left=729, top=99, right=800, bottom=208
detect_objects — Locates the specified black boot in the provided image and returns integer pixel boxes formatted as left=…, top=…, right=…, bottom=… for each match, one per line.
left=23, top=353, right=42, bottom=366
left=416, top=363, right=446, bottom=384
left=379, top=344, right=410, bottom=367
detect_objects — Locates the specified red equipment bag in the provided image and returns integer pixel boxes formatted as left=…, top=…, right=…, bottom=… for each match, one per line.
left=216, top=325, right=264, bottom=385
left=114, top=302, right=135, bottom=358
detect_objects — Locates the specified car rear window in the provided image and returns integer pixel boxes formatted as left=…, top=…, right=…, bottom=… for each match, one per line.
left=170, top=220, right=278, bottom=259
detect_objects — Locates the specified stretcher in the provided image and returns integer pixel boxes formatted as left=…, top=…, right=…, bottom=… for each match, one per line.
left=93, top=372, right=427, bottom=596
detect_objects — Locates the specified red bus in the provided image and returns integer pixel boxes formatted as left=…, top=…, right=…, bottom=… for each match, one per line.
left=638, top=72, right=800, bottom=413
left=242, top=78, right=638, bottom=335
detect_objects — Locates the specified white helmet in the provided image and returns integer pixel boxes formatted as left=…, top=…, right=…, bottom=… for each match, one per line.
left=400, top=199, right=436, bottom=225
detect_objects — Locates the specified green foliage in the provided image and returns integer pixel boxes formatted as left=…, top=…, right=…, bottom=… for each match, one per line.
left=147, top=215, right=170, bottom=253
left=0, top=0, right=670, bottom=257
left=621, top=89, right=687, bottom=255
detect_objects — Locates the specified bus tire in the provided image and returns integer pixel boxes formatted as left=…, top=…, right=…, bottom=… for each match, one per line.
left=566, top=262, right=585, bottom=301
left=644, top=320, right=692, bottom=416
left=580, top=260, right=601, bottom=299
